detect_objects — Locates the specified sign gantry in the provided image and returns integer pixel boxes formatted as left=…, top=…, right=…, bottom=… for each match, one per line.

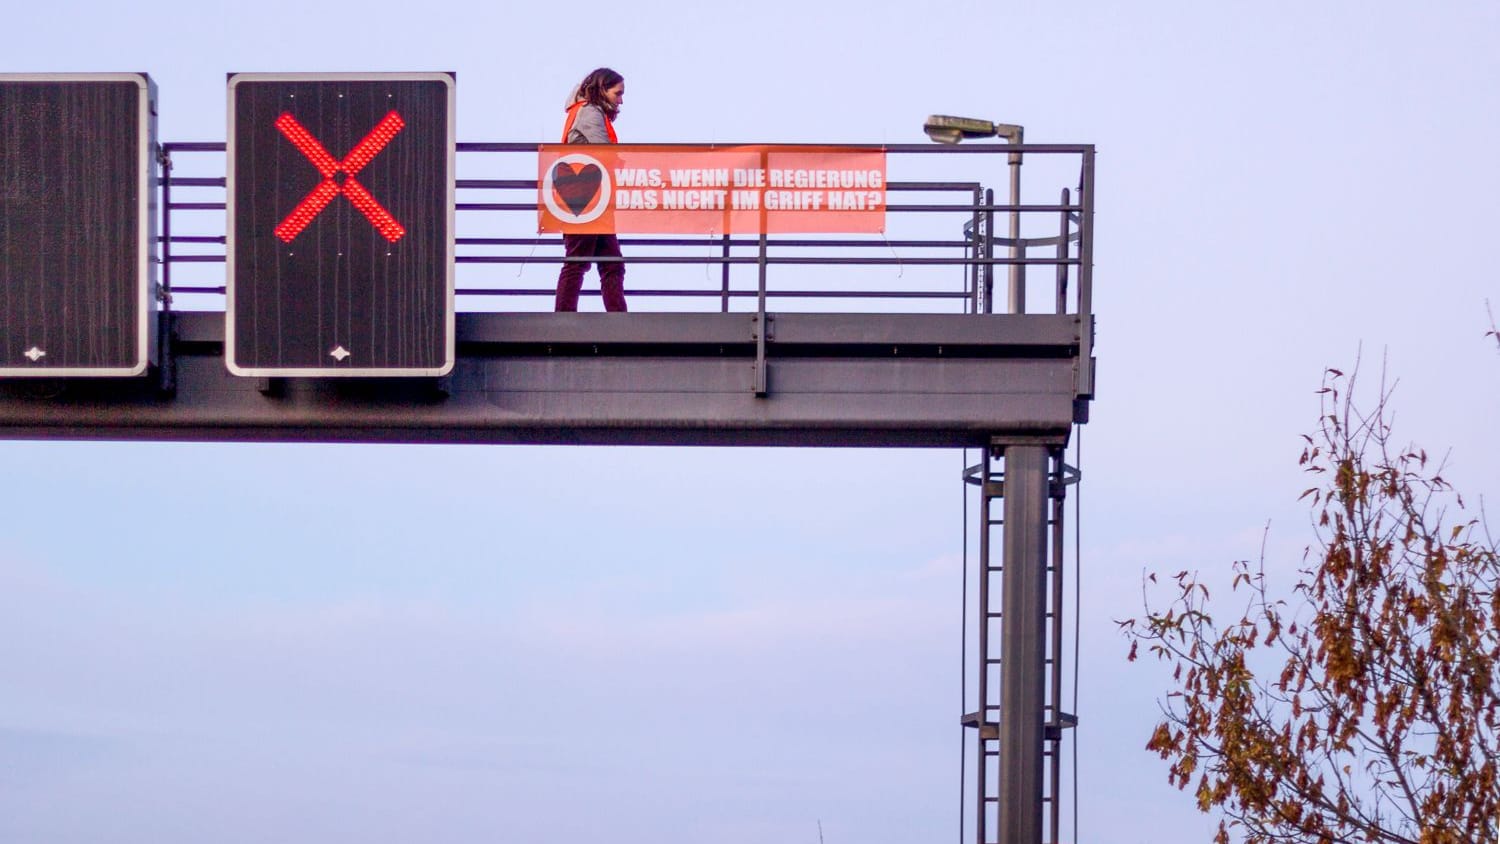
left=0, top=73, right=1098, bottom=844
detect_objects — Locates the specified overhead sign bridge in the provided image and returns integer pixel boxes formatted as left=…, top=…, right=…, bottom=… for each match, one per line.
left=0, top=74, right=1095, bottom=448
left=0, top=72, right=1097, bottom=844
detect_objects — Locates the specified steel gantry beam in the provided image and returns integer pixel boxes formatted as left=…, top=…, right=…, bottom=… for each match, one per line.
left=0, top=311, right=1086, bottom=447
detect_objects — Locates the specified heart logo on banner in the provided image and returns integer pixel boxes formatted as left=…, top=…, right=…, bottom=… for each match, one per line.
left=552, top=162, right=603, bottom=215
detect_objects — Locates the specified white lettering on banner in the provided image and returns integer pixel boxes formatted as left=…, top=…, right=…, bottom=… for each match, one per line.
left=764, top=191, right=824, bottom=210
left=661, top=189, right=728, bottom=210
left=615, top=168, right=663, bottom=187
left=731, top=190, right=760, bottom=210
left=767, top=169, right=884, bottom=189
left=616, top=189, right=659, bottom=210
left=827, top=191, right=883, bottom=210
left=732, top=169, right=766, bottom=187
left=667, top=168, right=730, bottom=188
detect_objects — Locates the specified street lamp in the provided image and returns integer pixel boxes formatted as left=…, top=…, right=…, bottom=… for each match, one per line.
left=923, top=114, right=1026, bottom=313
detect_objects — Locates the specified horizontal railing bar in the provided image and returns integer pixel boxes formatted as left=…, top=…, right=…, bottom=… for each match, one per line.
left=164, top=238, right=1053, bottom=255
left=164, top=201, right=1071, bottom=215
left=163, top=286, right=971, bottom=300
left=456, top=179, right=540, bottom=190
left=454, top=289, right=970, bottom=299
left=164, top=140, right=1092, bottom=155
left=167, top=177, right=226, bottom=187
left=768, top=256, right=1077, bottom=265
left=457, top=237, right=978, bottom=248
left=165, top=141, right=1091, bottom=155
left=890, top=182, right=981, bottom=191
left=456, top=202, right=1079, bottom=213
left=456, top=142, right=1092, bottom=154
left=170, top=201, right=1071, bottom=215
left=157, top=255, right=1073, bottom=267
left=461, top=256, right=1076, bottom=266
left=454, top=180, right=979, bottom=193
left=898, top=204, right=1079, bottom=213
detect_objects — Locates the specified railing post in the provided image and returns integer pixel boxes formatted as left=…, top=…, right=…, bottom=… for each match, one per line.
left=1006, top=135, right=1024, bottom=314
left=970, top=186, right=983, bottom=314
left=159, top=145, right=173, bottom=301
left=753, top=149, right=770, bottom=396
left=720, top=233, right=731, bottom=313
left=984, top=188, right=995, bottom=314
left=754, top=229, right=768, bottom=396
left=1055, top=188, right=1070, bottom=315
left=157, top=144, right=175, bottom=394
left=1077, top=149, right=1095, bottom=400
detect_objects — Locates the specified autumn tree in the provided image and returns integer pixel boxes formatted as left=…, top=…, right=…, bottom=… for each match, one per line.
left=1122, top=366, right=1500, bottom=844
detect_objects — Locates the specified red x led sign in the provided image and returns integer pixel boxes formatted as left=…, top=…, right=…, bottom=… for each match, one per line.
left=273, top=111, right=407, bottom=243
left=227, top=73, right=455, bottom=377
left=0, top=74, right=157, bottom=377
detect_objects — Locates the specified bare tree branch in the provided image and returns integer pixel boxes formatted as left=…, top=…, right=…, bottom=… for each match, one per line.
left=1126, top=363, right=1500, bottom=844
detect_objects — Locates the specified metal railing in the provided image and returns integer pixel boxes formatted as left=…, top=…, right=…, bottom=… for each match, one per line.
left=158, top=141, right=1094, bottom=320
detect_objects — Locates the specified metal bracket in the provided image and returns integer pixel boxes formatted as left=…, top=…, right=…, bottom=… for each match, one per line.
left=960, top=711, right=1000, bottom=741
left=751, top=313, right=772, bottom=397
left=155, top=311, right=176, bottom=397
left=962, top=709, right=1076, bottom=741
left=1049, top=462, right=1082, bottom=499
left=1044, top=712, right=1079, bottom=741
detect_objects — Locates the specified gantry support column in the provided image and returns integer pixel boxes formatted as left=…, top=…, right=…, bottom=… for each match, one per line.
left=996, top=445, right=1049, bottom=844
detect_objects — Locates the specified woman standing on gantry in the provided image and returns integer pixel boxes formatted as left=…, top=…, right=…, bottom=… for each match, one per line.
left=554, top=67, right=627, bottom=312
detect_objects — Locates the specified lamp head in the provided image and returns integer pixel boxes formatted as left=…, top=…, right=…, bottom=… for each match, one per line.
left=923, top=114, right=999, bottom=144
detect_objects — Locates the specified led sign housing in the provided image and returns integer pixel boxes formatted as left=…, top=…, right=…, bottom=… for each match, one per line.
left=0, top=73, right=157, bottom=376
left=227, top=72, right=455, bottom=377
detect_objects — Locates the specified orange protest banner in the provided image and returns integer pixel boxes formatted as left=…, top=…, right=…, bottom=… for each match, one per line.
left=538, top=145, right=886, bottom=234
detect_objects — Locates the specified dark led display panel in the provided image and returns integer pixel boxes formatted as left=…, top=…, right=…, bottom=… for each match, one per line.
left=0, top=74, right=157, bottom=376
left=227, top=73, right=454, bottom=377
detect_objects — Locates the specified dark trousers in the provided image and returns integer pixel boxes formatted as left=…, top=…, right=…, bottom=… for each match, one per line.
left=555, top=234, right=627, bottom=312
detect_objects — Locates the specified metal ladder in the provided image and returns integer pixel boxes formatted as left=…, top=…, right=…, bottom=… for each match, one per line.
left=963, top=444, right=1078, bottom=844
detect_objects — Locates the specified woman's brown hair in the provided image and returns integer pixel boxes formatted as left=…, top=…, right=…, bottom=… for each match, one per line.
left=572, top=67, right=624, bottom=117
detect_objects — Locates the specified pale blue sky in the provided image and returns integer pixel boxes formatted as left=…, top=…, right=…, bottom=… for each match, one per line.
left=3, top=1, right=1499, bottom=842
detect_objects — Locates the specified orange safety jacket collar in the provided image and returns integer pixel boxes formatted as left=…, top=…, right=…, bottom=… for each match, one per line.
left=561, top=100, right=618, bottom=144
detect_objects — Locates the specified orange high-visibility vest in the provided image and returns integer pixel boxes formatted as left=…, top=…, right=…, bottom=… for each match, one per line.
left=561, top=101, right=618, bottom=144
